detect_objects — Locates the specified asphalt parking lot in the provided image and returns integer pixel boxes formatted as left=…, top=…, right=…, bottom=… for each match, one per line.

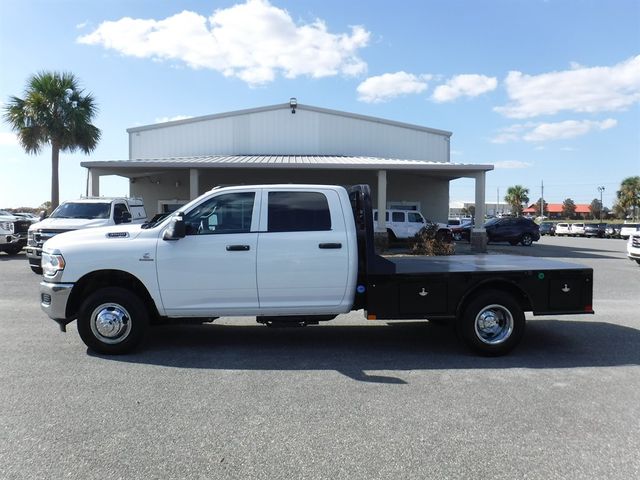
left=1, top=236, right=639, bottom=480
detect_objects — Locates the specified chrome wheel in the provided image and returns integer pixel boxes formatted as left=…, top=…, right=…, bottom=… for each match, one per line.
left=90, top=303, right=132, bottom=344
left=474, top=304, right=514, bottom=345
left=521, top=234, right=533, bottom=246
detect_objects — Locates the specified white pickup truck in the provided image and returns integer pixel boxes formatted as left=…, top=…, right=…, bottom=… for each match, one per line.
left=39, top=184, right=594, bottom=356
left=27, top=197, right=146, bottom=273
left=0, top=210, right=31, bottom=255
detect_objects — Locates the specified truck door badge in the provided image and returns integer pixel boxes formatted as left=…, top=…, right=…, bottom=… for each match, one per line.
left=561, top=284, right=571, bottom=293
left=419, top=288, right=429, bottom=297
left=139, top=252, right=154, bottom=262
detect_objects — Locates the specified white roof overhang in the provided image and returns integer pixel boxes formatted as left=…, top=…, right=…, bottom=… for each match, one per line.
left=83, top=155, right=492, bottom=179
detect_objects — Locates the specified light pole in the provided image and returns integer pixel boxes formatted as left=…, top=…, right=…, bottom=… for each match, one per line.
left=597, top=186, right=605, bottom=222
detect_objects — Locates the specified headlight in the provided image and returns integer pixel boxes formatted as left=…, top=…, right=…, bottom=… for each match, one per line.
left=1, top=221, right=13, bottom=232
left=42, top=252, right=66, bottom=277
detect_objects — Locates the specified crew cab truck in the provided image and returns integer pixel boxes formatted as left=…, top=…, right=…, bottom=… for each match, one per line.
left=27, top=197, right=146, bottom=274
left=39, top=185, right=594, bottom=356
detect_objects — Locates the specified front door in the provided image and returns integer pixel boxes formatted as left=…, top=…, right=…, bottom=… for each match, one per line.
left=156, top=190, right=260, bottom=316
left=256, top=189, right=349, bottom=310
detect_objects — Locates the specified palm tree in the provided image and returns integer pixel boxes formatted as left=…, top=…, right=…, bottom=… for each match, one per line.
left=504, top=185, right=530, bottom=216
left=617, top=176, right=640, bottom=220
left=3, top=72, right=101, bottom=210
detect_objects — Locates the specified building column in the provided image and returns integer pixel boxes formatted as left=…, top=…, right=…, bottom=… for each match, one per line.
left=377, top=170, right=387, bottom=231
left=189, top=169, right=199, bottom=200
left=87, top=169, right=100, bottom=197
left=471, top=171, right=488, bottom=253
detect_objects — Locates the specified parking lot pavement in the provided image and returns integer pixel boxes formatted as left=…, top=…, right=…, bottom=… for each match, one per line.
left=1, top=240, right=639, bottom=480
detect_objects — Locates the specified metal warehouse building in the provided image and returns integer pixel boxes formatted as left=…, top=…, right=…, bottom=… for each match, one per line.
left=82, top=101, right=492, bottom=239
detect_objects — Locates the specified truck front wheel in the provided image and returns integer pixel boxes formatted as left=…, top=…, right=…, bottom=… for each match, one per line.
left=77, top=287, right=149, bottom=354
left=458, top=290, right=525, bottom=356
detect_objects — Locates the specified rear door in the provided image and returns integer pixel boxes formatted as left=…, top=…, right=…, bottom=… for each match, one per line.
left=256, top=188, right=349, bottom=309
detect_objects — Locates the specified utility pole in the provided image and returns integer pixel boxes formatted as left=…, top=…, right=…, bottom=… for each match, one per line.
left=540, top=180, right=544, bottom=218
left=598, top=186, right=605, bottom=222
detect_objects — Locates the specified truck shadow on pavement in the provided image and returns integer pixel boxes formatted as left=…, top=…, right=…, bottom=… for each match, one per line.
left=95, top=319, right=640, bottom=383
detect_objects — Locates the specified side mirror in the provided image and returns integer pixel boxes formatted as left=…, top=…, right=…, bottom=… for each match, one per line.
left=115, top=211, right=132, bottom=224
left=39, top=211, right=48, bottom=221
left=162, top=214, right=186, bottom=241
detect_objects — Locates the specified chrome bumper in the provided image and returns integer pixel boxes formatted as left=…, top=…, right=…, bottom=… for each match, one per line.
left=0, top=232, right=26, bottom=245
left=40, top=281, right=74, bottom=326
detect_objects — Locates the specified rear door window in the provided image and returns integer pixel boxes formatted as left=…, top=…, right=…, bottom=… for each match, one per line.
left=267, top=191, right=331, bottom=232
left=392, top=212, right=405, bottom=222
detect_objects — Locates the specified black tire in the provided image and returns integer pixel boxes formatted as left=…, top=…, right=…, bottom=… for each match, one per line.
left=77, top=287, right=149, bottom=354
left=30, top=265, right=43, bottom=275
left=636, top=260, right=640, bottom=266
left=520, top=233, right=533, bottom=246
left=387, top=229, right=398, bottom=244
left=457, top=290, right=525, bottom=356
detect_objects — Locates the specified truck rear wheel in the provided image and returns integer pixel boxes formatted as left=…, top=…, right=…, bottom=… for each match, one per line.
left=77, top=287, right=149, bottom=354
left=458, top=290, right=525, bottom=356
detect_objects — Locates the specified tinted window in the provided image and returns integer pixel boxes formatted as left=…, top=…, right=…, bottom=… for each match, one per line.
left=184, top=192, right=255, bottom=235
left=51, top=202, right=111, bottom=219
left=392, top=212, right=405, bottom=222
left=268, top=191, right=331, bottom=232
left=408, top=212, right=424, bottom=223
left=114, top=203, right=128, bottom=217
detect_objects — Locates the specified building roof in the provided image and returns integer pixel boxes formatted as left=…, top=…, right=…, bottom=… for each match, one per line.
left=82, top=154, right=492, bottom=174
left=523, top=203, right=591, bottom=214
left=126, top=103, right=453, bottom=137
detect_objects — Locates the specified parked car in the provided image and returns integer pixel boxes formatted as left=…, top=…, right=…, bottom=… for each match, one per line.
left=571, top=223, right=586, bottom=237
left=555, top=223, right=572, bottom=236
left=584, top=223, right=606, bottom=238
left=539, top=222, right=556, bottom=236
left=12, top=212, right=40, bottom=224
left=373, top=209, right=450, bottom=242
left=620, top=223, right=640, bottom=240
left=26, top=197, right=147, bottom=274
left=0, top=210, right=30, bottom=255
left=484, top=217, right=540, bottom=246
left=450, top=221, right=473, bottom=242
left=605, top=224, right=622, bottom=239
left=628, top=232, right=640, bottom=265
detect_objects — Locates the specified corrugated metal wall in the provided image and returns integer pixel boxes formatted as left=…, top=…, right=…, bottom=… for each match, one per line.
left=129, top=107, right=449, bottom=162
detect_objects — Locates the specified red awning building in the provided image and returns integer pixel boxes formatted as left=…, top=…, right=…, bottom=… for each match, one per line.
left=523, top=203, right=592, bottom=219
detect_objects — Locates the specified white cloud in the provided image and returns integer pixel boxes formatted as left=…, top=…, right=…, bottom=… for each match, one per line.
left=154, top=115, right=193, bottom=124
left=495, top=55, right=640, bottom=118
left=356, top=71, right=430, bottom=103
left=494, top=161, right=533, bottom=169
left=523, top=119, right=617, bottom=142
left=76, top=21, right=88, bottom=29
left=432, top=74, right=497, bottom=102
left=77, top=0, right=370, bottom=86
left=0, top=132, right=18, bottom=146
left=492, top=118, right=617, bottom=143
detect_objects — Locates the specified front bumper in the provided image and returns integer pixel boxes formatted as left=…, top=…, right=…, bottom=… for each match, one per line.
left=40, top=281, right=75, bottom=331
left=0, top=232, right=27, bottom=245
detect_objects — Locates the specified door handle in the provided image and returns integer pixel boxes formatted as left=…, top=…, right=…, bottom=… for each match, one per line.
left=319, top=243, right=342, bottom=249
left=226, top=245, right=250, bottom=251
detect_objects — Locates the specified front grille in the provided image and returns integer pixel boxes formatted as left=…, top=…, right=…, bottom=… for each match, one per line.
left=33, top=229, right=71, bottom=247
left=13, top=221, right=31, bottom=234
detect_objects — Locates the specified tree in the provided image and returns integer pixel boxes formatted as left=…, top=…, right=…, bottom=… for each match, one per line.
left=612, top=201, right=627, bottom=219
left=589, top=198, right=603, bottom=220
left=3, top=72, right=101, bottom=210
left=616, top=176, right=640, bottom=220
left=504, top=185, right=529, bottom=216
left=533, top=197, right=548, bottom=217
left=562, top=198, right=576, bottom=219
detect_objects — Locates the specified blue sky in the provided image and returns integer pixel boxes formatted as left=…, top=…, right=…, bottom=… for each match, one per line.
left=1, top=0, right=638, bottom=209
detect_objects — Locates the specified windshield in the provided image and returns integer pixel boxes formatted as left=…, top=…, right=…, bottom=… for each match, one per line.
left=50, top=202, right=111, bottom=219
left=484, top=218, right=499, bottom=227
left=0, top=210, right=12, bottom=216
